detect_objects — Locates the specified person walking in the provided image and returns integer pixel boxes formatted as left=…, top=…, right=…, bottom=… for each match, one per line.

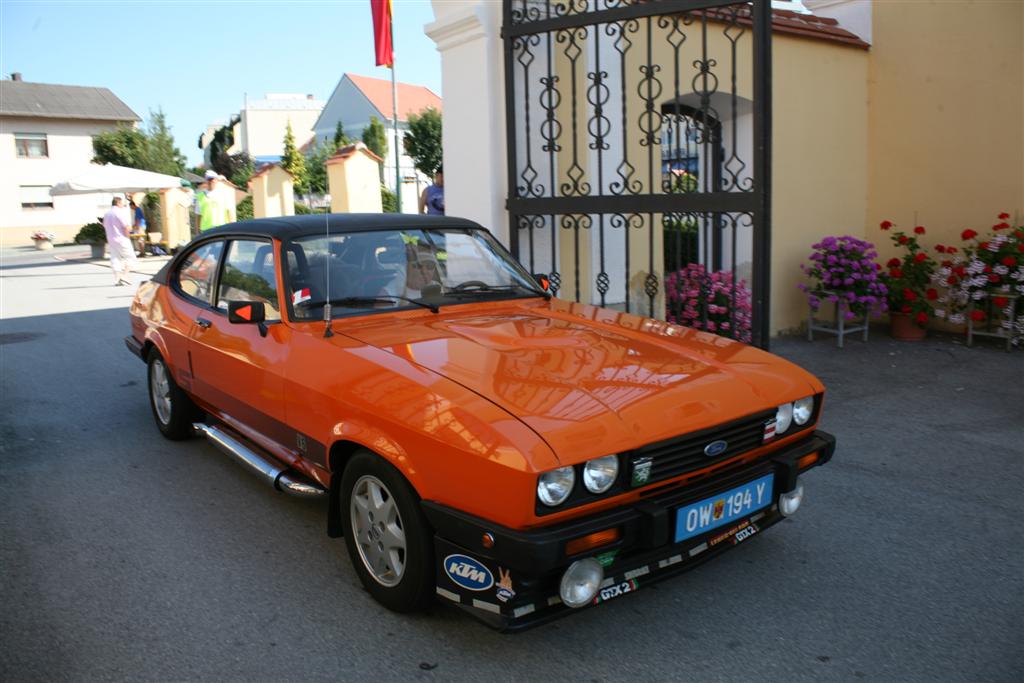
left=103, top=196, right=135, bottom=286
left=418, top=166, right=444, bottom=216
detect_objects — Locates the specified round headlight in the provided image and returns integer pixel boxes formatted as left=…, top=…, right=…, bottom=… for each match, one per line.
left=793, top=396, right=814, bottom=425
left=583, top=455, right=619, bottom=494
left=775, top=402, right=794, bottom=434
left=537, top=466, right=575, bottom=506
left=559, top=558, right=604, bottom=608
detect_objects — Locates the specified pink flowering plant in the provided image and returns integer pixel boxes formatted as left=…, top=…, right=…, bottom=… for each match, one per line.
left=932, top=212, right=1024, bottom=344
left=665, top=263, right=753, bottom=343
left=30, top=230, right=55, bottom=242
left=798, top=235, right=888, bottom=321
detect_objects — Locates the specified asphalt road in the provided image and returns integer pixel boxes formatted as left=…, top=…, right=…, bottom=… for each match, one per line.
left=2, top=246, right=1022, bottom=682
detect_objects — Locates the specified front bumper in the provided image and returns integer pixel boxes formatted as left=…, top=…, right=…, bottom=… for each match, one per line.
left=422, top=429, right=835, bottom=631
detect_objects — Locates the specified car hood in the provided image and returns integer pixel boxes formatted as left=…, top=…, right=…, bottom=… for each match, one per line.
left=336, top=299, right=822, bottom=464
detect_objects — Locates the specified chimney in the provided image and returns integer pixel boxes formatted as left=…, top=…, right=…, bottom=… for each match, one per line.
left=11, top=72, right=22, bottom=81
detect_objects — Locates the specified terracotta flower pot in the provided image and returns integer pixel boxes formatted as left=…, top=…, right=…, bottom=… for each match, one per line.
left=890, top=313, right=926, bottom=341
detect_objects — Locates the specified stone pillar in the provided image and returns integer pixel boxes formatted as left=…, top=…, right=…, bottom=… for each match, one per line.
left=158, top=187, right=193, bottom=249
left=326, top=142, right=384, bottom=213
left=426, top=1, right=507, bottom=242
left=249, top=164, right=295, bottom=218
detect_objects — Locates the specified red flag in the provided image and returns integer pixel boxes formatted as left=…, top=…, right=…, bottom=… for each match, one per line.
left=370, top=0, right=393, bottom=68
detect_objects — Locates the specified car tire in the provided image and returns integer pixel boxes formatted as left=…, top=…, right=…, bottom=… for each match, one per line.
left=147, top=348, right=199, bottom=440
left=340, top=451, right=435, bottom=613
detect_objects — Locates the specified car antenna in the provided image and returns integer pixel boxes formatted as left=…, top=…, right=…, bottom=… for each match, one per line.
left=322, top=196, right=334, bottom=338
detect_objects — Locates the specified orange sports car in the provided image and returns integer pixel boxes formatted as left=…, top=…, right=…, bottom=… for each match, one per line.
left=126, top=214, right=834, bottom=630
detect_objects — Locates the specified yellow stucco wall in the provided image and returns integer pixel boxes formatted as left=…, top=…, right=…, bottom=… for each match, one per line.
left=250, top=166, right=294, bottom=219
left=327, top=147, right=383, bottom=214
left=867, top=0, right=1024, bottom=265
left=772, top=37, right=869, bottom=334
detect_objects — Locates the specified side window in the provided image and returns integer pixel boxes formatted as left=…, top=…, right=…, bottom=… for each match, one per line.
left=216, top=239, right=281, bottom=321
left=174, top=241, right=224, bottom=305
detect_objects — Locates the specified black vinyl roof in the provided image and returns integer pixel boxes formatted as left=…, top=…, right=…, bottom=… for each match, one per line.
left=201, top=213, right=484, bottom=241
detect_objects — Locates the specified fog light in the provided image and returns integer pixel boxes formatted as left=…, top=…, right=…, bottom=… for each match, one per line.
left=779, top=484, right=805, bottom=516
left=559, top=558, right=604, bottom=609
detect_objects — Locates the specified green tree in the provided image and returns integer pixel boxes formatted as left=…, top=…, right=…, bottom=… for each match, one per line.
left=333, top=121, right=351, bottom=150
left=281, top=120, right=308, bottom=194
left=144, top=108, right=186, bottom=176
left=92, top=109, right=185, bottom=176
left=213, top=151, right=255, bottom=188
left=236, top=195, right=254, bottom=221
left=403, top=107, right=442, bottom=177
left=304, top=140, right=336, bottom=196
left=92, top=126, right=149, bottom=168
left=361, top=116, right=387, bottom=160
left=380, top=185, right=397, bottom=213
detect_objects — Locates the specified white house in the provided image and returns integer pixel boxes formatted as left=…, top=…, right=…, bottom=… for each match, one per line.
left=312, top=73, right=442, bottom=213
left=200, top=93, right=324, bottom=167
left=0, top=75, right=140, bottom=245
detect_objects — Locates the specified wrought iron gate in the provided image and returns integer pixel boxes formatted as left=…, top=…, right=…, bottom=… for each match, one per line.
left=503, top=0, right=773, bottom=348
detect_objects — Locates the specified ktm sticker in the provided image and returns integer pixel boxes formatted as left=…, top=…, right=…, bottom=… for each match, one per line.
left=293, top=288, right=311, bottom=305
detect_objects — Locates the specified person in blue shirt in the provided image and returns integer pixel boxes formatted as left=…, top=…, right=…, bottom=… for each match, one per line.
left=418, top=166, right=444, bottom=216
left=129, top=198, right=148, bottom=256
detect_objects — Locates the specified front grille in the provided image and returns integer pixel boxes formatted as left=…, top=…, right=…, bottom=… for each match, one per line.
left=629, top=409, right=775, bottom=486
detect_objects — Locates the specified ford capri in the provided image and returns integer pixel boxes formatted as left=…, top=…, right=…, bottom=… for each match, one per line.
left=126, top=214, right=834, bottom=630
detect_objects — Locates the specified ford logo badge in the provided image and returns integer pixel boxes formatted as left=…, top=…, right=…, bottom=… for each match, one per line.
left=704, top=440, right=729, bottom=457
left=443, top=554, right=494, bottom=591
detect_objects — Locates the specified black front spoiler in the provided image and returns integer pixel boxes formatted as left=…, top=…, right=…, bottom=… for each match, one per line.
left=125, top=335, right=145, bottom=362
left=423, top=430, right=835, bottom=631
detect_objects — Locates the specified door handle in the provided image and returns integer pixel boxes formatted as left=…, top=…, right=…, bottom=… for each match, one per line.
left=195, top=317, right=212, bottom=329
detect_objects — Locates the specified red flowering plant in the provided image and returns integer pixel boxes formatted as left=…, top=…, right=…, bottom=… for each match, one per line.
left=798, top=235, right=888, bottom=321
left=879, top=220, right=937, bottom=327
left=665, top=263, right=753, bottom=343
left=933, top=212, right=1024, bottom=344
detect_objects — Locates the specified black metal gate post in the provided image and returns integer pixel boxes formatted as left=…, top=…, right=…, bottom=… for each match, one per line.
left=503, top=0, right=773, bottom=349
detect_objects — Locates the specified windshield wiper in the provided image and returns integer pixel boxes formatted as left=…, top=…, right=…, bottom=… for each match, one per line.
left=311, top=296, right=440, bottom=314
left=446, top=283, right=549, bottom=300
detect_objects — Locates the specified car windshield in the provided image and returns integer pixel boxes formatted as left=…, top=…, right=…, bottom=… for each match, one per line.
left=284, top=228, right=544, bottom=320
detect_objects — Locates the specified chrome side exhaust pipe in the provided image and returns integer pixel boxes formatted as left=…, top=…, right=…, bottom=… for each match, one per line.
left=193, top=423, right=326, bottom=498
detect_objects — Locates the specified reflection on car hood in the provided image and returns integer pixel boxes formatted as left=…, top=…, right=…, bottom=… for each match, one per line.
left=337, top=299, right=821, bottom=463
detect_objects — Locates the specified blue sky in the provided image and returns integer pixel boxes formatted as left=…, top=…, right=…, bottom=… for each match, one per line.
left=0, top=0, right=442, bottom=165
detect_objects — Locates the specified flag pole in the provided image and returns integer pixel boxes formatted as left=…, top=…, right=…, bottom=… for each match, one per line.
left=390, top=13, right=402, bottom=212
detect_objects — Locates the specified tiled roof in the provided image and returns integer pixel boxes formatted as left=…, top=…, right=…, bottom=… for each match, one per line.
left=325, top=142, right=384, bottom=166
left=346, top=73, right=442, bottom=122
left=770, top=9, right=869, bottom=49
left=0, top=80, right=140, bottom=121
left=704, top=7, right=869, bottom=49
left=248, top=163, right=289, bottom=184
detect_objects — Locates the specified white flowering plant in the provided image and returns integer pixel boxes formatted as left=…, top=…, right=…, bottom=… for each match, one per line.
left=931, top=212, right=1024, bottom=345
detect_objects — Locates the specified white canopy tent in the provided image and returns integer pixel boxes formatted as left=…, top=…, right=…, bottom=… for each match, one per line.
left=49, top=163, right=183, bottom=196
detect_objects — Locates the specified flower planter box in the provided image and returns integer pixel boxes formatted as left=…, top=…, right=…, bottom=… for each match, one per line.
left=807, top=292, right=870, bottom=349
left=889, top=313, right=926, bottom=341
left=33, top=240, right=53, bottom=251
left=967, top=292, right=1018, bottom=352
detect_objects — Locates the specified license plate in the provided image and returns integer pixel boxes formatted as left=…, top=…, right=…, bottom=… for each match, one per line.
left=674, top=474, right=774, bottom=543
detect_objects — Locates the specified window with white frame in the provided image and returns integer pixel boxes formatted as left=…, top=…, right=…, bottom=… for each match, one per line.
left=14, top=133, right=49, bottom=158
left=20, top=185, right=54, bottom=209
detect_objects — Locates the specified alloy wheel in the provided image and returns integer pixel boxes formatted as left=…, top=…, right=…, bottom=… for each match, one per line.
left=350, top=474, right=406, bottom=587
left=150, top=359, right=172, bottom=425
